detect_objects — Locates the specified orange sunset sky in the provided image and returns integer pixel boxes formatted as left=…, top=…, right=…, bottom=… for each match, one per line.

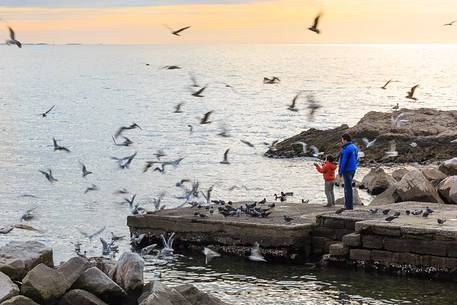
left=1, top=0, right=457, bottom=44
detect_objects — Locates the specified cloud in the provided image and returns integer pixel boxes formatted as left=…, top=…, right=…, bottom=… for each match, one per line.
left=0, top=0, right=257, bottom=8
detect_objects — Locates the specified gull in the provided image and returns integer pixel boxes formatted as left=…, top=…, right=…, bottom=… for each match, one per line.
left=217, top=124, right=232, bottom=138
left=287, top=92, right=301, bottom=112
left=154, top=149, right=166, bottom=160
left=391, top=112, right=409, bottom=128
left=84, top=184, right=98, bottom=194
left=131, top=203, right=146, bottom=215
left=53, top=138, right=71, bottom=153
left=410, top=142, right=418, bottom=148
left=189, top=72, right=200, bottom=87
left=293, top=142, right=307, bottom=153
left=152, top=192, right=166, bottom=211
left=187, top=124, right=193, bottom=134
left=141, top=244, right=158, bottom=256
left=112, top=136, right=133, bottom=147
left=450, top=139, right=457, bottom=144
left=113, top=188, right=129, bottom=195
left=6, top=27, right=22, bottom=48
left=130, top=233, right=145, bottom=247
left=111, top=232, right=125, bottom=242
left=203, top=247, right=221, bottom=264
left=308, top=13, right=322, bottom=34
left=39, top=169, right=58, bottom=183
left=241, top=139, right=255, bottom=148
left=40, top=105, right=55, bottom=118
left=310, top=145, right=324, bottom=157
left=164, top=25, right=191, bottom=36
left=220, top=149, right=230, bottom=164
left=161, top=65, right=181, bottom=70
left=444, top=20, right=456, bottom=26
left=263, top=77, right=280, bottom=84
left=143, top=161, right=160, bottom=173
left=174, top=103, right=184, bottom=113
left=381, top=80, right=392, bottom=90
left=78, top=226, right=106, bottom=241
left=80, top=162, right=93, bottom=178
left=100, top=237, right=112, bottom=256
left=175, top=179, right=191, bottom=188
left=248, top=242, right=267, bottom=262
left=191, top=86, right=207, bottom=97
left=392, top=103, right=399, bottom=110
left=283, top=215, right=293, bottom=223
left=406, top=84, right=419, bottom=100
left=21, top=207, right=37, bottom=221
left=199, top=111, right=213, bottom=124
left=123, top=194, right=137, bottom=209
left=201, top=185, right=214, bottom=204
left=111, top=152, right=137, bottom=169
left=114, top=123, right=141, bottom=138
left=384, top=140, right=398, bottom=158
left=159, top=232, right=175, bottom=257
left=306, top=95, right=321, bottom=120
left=362, top=138, right=377, bottom=148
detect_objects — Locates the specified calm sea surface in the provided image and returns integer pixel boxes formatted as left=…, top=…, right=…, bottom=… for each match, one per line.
left=1, top=44, right=457, bottom=304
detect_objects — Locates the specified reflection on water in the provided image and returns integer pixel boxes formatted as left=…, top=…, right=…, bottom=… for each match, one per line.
left=1, top=44, right=457, bottom=304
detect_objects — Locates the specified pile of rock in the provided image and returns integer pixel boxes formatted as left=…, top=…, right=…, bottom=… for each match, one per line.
left=0, top=241, right=227, bottom=305
left=363, top=158, right=457, bottom=206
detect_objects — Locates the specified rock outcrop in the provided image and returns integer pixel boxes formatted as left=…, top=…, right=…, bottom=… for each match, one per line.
left=420, top=166, right=447, bottom=184
left=58, top=289, right=108, bottom=305
left=265, top=108, right=457, bottom=163
left=0, top=295, right=40, bottom=305
left=393, top=169, right=443, bottom=203
left=109, top=252, right=144, bottom=294
left=0, top=272, right=19, bottom=303
left=439, top=158, right=457, bottom=176
left=21, top=264, right=68, bottom=304
left=392, top=168, right=409, bottom=181
left=175, top=284, right=227, bottom=305
left=361, top=167, right=396, bottom=195
left=437, top=176, right=457, bottom=204
left=138, top=281, right=192, bottom=305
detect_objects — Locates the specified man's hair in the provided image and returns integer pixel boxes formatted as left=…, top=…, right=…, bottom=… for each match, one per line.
left=341, top=133, right=352, bottom=142
left=326, top=154, right=335, bottom=162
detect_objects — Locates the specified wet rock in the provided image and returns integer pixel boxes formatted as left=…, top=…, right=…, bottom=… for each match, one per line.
left=21, top=263, right=68, bottom=304
left=88, top=257, right=115, bottom=277
left=109, top=252, right=144, bottom=294
left=138, top=281, right=191, bottom=305
left=361, top=167, right=396, bottom=195
left=0, top=241, right=53, bottom=280
left=420, top=166, right=447, bottom=184
left=58, top=257, right=91, bottom=288
left=369, top=186, right=399, bottom=206
left=335, top=188, right=363, bottom=206
left=175, top=284, right=228, bottom=305
left=437, top=176, right=457, bottom=204
left=439, top=158, right=457, bottom=176
left=0, top=272, right=19, bottom=303
left=58, top=289, right=108, bottom=305
left=392, top=168, right=409, bottom=181
left=0, top=295, right=40, bottom=305
left=396, top=169, right=444, bottom=203
left=265, top=108, right=457, bottom=163
left=74, top=267, right=126, bottom=305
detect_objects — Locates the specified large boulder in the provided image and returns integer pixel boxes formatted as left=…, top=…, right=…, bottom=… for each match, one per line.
left=0, top=241, right=53, bottom=280
left=73, top=267, right=126, bottom=305
left=392, top=168, right=409, bottom=182
left=88, top=257, right=115, bottom=277
left=335, top=188, right=363, bottom=206
left=361, top=167, right=396, bottom=195
left=0, top=296, right=40, bottom=305
left=439, top=158, right=457, bottom=176
left=138, top=281, right=191, bottom=305
left=437, top=176, right=457, bottom=204
left=396, top=169, right=444, bottom=203
left=0, top=272, right=19, bottom=303
left=369, top=186, right=399, bottom=206
left=21, top=264, right=68, bottom=305
left=58, top=289, right=108, bottom=305
left=175, top=284, right=227, bottom=305
left=110, top=252, right=144, bottom=294
left=420, top=166, right=447, bottom=184
left=58, top=257, right=91, bottom=288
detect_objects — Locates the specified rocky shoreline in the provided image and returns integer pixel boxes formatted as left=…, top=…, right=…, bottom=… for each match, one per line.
left=0, top=241, right=227, bottom=305
left=265, top=108, right=457, bottom=164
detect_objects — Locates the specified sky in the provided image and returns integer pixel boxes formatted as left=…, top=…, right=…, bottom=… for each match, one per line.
left=1, top=0, right=457, bottom=44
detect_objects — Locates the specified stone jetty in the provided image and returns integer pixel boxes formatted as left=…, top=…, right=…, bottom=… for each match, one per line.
left=128, top=158, right=457, bottom=281
left=0, top=241, right=227, bottom=305
left=265, top=108, right=457, bottom=163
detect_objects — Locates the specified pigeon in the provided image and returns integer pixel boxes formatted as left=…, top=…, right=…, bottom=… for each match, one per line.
left=422, top=211, right=430, bottom=218
left=248, top=242, right=267, bottom=262
left=385, top=215, right=398, bottom=222
left=426, top=206, right=434, bottom=214
left=308, top=13, right=322, bottom=34
left=335, top=208, right=345, bottom=214
left=406, top=85, right=419, bottom=100
left=437, top=219, right=447, bottom=225
left=369, top=208, right=379, bottom=214
left=283, top=215, right=293, bottom=223
left=412, top=209, right=423, bottom=216
left=6, top=27, right=22, bottom=48
left=382, top=209, right=391, bottom=215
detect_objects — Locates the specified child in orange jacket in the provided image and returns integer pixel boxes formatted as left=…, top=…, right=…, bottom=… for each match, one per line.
left=314, top=155, right=337, bottom=207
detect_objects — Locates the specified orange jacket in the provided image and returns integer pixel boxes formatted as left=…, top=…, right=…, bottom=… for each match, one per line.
left=315, top=161, right=337, bottom=181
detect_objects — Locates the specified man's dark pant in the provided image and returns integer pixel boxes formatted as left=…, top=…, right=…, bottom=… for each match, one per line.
left=343, top=171, right=355, bottom=210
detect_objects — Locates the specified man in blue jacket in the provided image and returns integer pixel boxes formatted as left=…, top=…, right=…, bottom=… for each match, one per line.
left=338, top=133, right=358, bottom=210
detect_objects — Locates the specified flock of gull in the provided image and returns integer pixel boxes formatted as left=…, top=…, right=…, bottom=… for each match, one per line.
left=2, top=13, right=457, bottom=264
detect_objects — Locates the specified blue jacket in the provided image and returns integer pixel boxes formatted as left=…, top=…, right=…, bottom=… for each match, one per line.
left=338, top=141, right=358, bottom=176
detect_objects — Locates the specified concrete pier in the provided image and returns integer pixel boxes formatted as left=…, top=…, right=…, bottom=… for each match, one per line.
left=127, top=201, right=457, bottom=280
